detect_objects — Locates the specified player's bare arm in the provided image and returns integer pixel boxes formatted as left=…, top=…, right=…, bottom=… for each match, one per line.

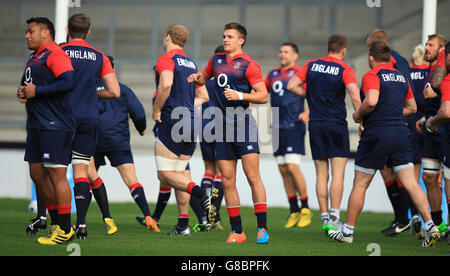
left=403, top=97, right=417, bottom=117
left=346, top=83, right=362, bottom=111
left=153, top=69, right=174, bottom=123
left=353, top=89, right=379, bottom=123
left=97, top=72, right=120, bottom=99
left=223, top=81, right=268, bottom=104
left=423, top=85, right=438, bottom=99
left=427, top=101, right=450, bottom=131
left=287, top=75, right=306, bottom=98
left=430, top=65, right=447, bottom=93
left=187, top=70, right=211, bottom=86
left=194, top=85, right=209, bottom=107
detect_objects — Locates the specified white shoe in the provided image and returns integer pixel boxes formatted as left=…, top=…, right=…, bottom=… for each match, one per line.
left=329, top=229, right=353, bottom=244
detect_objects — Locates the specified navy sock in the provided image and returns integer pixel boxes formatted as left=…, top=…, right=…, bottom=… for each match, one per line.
left=178, top=214, right=189, bottom=228
left=230, top=216, right=243, bottom=234
left=74, top=178, right=91, bottom=226
left=431, top=210, right=443, bottom=226
left=153, top=187, right=171, bottom=221
left=385, top=179, right=401, bottom=222
left=300, top=196, right=309, bottom=209
left=189, top=196, right=206, bottom=224
left=130, top=183, right=151, bottom=217
left=36, top=193, right=47, bottom=219
left=288, top=196, right=300, bottom=213
left=90, top=178, right=111, bottom=219
left=57, top=206, right=71, bottom=233
left=187, top=182, right=206, bottom=200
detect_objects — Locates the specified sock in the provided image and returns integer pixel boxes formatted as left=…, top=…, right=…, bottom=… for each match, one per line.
left=129, top=183, right=151, bottom=217
left=57, top=205, right=71, bottom=233
left=397, top=180, right=412, bottom=225
left=424, top=220, right=435, bottom=232
left=254, top=203, right=267, bottom=230
left=321, top=212, right=330, bottom=223
left=74, top=178, right=91, bottom=226
left=201, top=172, right=214, bottom=192
left=153, top=187, right=171, bottom=221
left=36, top=193, right=47, bottom=219
left=44, top=202, right=58, bottom=225
left=189, top=194, right=207, bottom=224
left=300, top=196, right=309, bottom=209
left=90, top=177, right=111, bottom=219
left=288, top=195, right=300, bottom=213
left=385, top=179, right=401, bottom=222
left=177, top=214, right=189, bottom=228
left=212, top=175, right=223, bottom=221
left=186, top=182, right=206, bottom=200
left=228, top=206, right=242, bottom=234
left=343, top=224, right=354, bottom=236
left=330, top=209, right=340, bottom=221
left=431, top=210, right=443, bottom=226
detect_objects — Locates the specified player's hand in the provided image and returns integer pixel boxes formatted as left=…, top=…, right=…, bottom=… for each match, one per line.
left=423, top=84, right=437, bottom=99
left=224, top=87, right=240, bottom=101
left=187, top=72, right=201, bottom=84
left=425, top=117, right=437, bottom=133
left=352, top=111, right=362, bottom=124
left=23, top=82, right=36, bottom=99
left=139, top=130, right=146, bottom=136
left=416, top=118, right=425, bottom=134
left=17, top=86, right=27, bottom=103
left=359, top=123, right=364, bottom=137
left=298, top=111, right=309, bottom=125
left=152, top=109, right=162, bottom=124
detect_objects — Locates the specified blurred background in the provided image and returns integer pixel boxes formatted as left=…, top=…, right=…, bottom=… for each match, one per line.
left=0, top=0, right=449, bottom=214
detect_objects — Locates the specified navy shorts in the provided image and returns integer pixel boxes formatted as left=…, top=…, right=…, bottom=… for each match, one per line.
left=214, top=116, right=260, bottom=160
left=409, top=128, right=424, bottom=164
left=25, top=129, right=73, bottom=165
left=421, top=126, right=444, bottom=160
left=443, top=124, right=450, bottom=168
left=273, top=128, right=306, bottom=157
left=309, top=121, right=350, bottom=160
left=94, top=148, right=134, bottom=167
left=200, top=141, right=216, bottom=161
left=355, top=126, right=413, bottom=171
left=155, top=123, right=196, bottom=156
left=72, top=122, right=98, bottom=157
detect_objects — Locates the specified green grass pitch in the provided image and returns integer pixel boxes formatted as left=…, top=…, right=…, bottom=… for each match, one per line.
left=0, top=198, right=448, bottom=256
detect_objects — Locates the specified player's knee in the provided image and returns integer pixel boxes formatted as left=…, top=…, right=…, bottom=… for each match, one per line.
left=285, top=163, right=300, bottom=175
left=245, top=173, right=262, bottom=189
left=278, top=164, right=288, bottom=175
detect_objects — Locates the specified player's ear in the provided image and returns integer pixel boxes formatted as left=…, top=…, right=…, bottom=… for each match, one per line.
left=85, top=29, right=91, bottom=39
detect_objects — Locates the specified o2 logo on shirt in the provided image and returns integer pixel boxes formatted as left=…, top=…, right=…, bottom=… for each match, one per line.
left=272, top=80, right=284, bottom=96
left=217, top=73, right=230, bottom=89
left=25, top=67, right=33, bottom=84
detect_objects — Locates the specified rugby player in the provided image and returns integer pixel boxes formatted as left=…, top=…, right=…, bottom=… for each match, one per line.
left=152, top=24, right=213, bottom=234
left=19, top=17, right=76, bottom=245
left=265, top=42, right=312, bottom=228
left=187, top=22, right=270, bottom=244
left=329, top=41, right=440, bottom=248
left=60, top=13, right=120, bottom=239
left=287, top=34, right=361, bottom=234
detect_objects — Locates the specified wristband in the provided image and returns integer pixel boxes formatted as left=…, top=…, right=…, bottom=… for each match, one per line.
left=237, top=92, right=244, bottom=101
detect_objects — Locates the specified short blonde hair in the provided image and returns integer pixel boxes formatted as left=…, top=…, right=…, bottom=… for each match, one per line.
left=411, top=44, right=426, bottom=65
left=167, top=24, right=189, bottom=47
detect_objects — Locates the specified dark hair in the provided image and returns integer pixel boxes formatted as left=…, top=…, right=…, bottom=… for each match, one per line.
left=26, top=17, right=55, bottom=40
left=224, top=22, right=247, bottom=47
left=445, top=42, right=450, bottom=57
left=214, top=45, right=225, bottom=54
left=281, top=42, right=299, bottom=54
left=68, top=13, right=91, bottom=39
left=107, top=55, right=114, bottom=69
left=369, top=40, right=391, bottom=63
left=328, top=34, right=348, bottom=54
